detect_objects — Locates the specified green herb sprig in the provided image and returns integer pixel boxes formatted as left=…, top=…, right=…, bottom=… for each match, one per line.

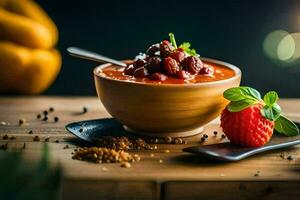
left=223, top=86, right=299, bottom=136
left=168, top=33, right=198, bottom=56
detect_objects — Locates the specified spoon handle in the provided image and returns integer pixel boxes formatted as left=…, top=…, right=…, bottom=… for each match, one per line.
left=67, top=47, right=127, bottom=67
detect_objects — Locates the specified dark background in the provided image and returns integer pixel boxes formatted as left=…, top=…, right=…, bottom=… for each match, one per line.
left=37, top=0, right=300, bottom=97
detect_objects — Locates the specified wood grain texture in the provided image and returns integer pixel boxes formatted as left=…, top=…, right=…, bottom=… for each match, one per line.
left=0, top=97, right=300, bottom=200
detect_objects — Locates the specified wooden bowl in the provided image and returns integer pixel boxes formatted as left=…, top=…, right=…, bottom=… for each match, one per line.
left=93, top=58, right=241, bottom=137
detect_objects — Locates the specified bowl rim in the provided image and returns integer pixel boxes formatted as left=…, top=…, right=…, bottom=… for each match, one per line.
left=93, top=57, right=242, bottom=87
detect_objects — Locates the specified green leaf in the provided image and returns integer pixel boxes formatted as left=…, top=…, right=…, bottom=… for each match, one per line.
left=275, top=115, right=299, bottom=136
left=263, top=91, right=278, bottom=106
left=168, top=33, right=177, bottom=49
left=260, top=105, right=281, bottom=121
left=178, top=42, right=197, bottom=56
left=223, top=86, right=261, bottom=102
left=227, top=98, right=258, bottom=112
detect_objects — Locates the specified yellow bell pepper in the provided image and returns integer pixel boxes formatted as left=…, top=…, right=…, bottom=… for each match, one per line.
left=0, top=0, right=61, bottom=94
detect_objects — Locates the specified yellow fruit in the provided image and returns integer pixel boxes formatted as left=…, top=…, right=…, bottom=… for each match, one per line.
left=0, top=41, right=61, bottom=94
left=0, top=8, right=54, bottom=49
left=0, top=0, right=58, bottom=46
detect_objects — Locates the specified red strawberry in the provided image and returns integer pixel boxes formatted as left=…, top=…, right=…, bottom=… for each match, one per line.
left=221, top=103, right=274, bottom=147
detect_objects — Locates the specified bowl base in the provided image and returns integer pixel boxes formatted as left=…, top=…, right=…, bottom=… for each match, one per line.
left=123, top=125, right=203, bottom=138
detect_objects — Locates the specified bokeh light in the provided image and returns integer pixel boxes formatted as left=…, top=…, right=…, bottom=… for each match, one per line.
left=263, top=30, right=300, bottom=66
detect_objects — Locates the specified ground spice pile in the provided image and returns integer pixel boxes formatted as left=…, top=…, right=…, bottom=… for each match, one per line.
left=94, top=136, right=153, bottom=151
left=72, top=147, right=140, bottom=164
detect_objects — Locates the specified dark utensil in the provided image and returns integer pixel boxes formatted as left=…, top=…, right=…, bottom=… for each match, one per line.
left=183, top=122, right=300, bottom=161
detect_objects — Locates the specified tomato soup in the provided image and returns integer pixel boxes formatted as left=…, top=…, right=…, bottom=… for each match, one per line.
left=99, top=61, right=236, bottom=84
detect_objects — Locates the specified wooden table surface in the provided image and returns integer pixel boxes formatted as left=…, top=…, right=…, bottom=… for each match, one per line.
left=0, top=97, right=300, bottom=200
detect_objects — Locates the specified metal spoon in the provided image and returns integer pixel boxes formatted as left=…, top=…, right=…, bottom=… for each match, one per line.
left=67, top=47, right=127, bottom=67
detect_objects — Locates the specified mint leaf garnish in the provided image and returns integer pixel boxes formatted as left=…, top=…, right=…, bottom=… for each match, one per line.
left=227, top=98, right=258, bottom=112
left=263, top=91, right=278, bottom=106
left=168, top=33, right=177, bottom=49
left=260, top=91, right=281, bottom=121
left=224, top=86, right=261, bottom=102
left=275, top=115, right=299, bottom=136
left=178, top=42, right=197, bottom=56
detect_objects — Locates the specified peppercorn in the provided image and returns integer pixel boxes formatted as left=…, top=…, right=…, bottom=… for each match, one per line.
left=55, top=140, right=59, bottom=143
left=33, top=136, right=40, bottom=141
left=54, top=116, right=59, bottom=122
left=287, top=155, right=294, bottom=160
left=0, top=143, right=8, bottom=150
left=83, top=106, right=88, bottom=113
left=9, top=136, right=15, bottom=140
left=37, top=114, right=41, bottom=119
left=2, top=134, right=8, bottom=140
left=254, top=171, right=260, bottom=177
left=63, top=145, right=69, bottom=149
left=49, top=107, right=54, bottom=112
left=19, top=119, right=25, bottom=125
left=165, top=136, right=172, bottom=143
left=28, top=130, right=33, bottom=134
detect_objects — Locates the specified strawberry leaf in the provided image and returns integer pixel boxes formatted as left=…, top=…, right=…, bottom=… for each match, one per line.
left=227, top=98, right=258, bottom=112
left=275, top=115, right=299, bottom=136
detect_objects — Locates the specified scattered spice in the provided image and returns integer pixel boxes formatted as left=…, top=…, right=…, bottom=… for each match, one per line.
left=164, top=136, right=172, bottom=143
left=287, top=155, right=294, bottom=160
left=101, top=166, right=108, bottom=171
left=49, top=107, right=54, bottom=112
left=254, top=171, right=260, bottom=177
left=28, top=130, right=33, bottom=134
left=9, top=136, right=16, bottom=140
left=37, top=114, right=41, bottom=119
left=213, top=131, right=218, bottom=135
left=19, top=119, right=25, bottom=125
left=54, top=116, right=59, bottom=122
left=63, top=145, right=69, bottom=149
left=174, top=138, right=183, bottom=144
left=0, top=121, right=7, bottom=126
left=33, top=135, right=40, bottom=141
left=82, top=106, right=88, bottom=113
left=0, top=143, right=8, bottom=150
left=72, top=147, right=140, bottom=164
left=95, top=136, right=153, bottom=151
left=121, top=162, right=131, bottom=168
left=2, top=134, right=8, bottom=140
